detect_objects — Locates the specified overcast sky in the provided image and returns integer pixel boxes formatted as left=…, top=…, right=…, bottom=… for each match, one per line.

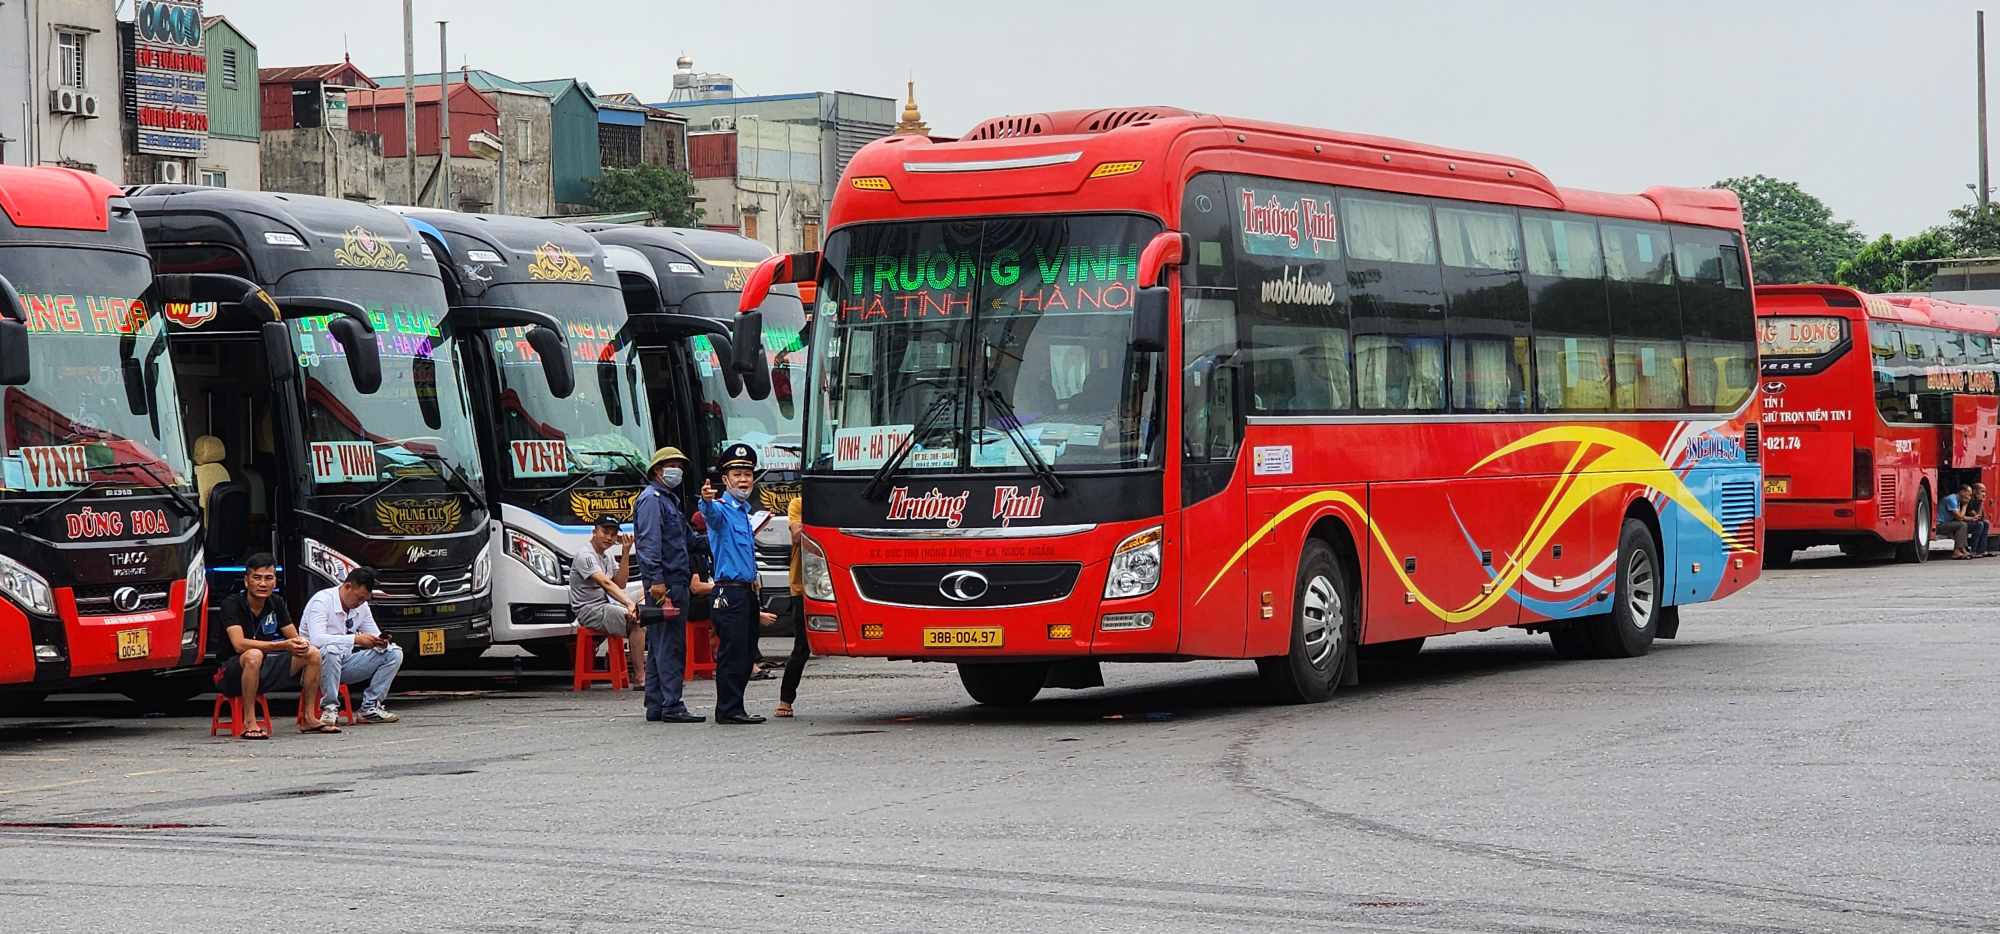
left=219, top=0, right=1985, bottom=238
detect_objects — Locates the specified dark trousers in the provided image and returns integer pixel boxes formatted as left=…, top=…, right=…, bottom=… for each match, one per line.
left=1974, top=519, right=1992, bottom=553
left=712, top=582, right=757, bottom=718
left=779, top=596, right=810, bottom=705
left=644, top=582, right=690, bottom=716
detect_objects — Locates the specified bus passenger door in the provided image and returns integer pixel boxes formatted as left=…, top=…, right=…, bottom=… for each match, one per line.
left=1177, top=307, right=1248, bottom=658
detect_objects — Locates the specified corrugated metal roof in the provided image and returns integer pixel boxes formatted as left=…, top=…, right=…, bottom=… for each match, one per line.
left=373, top=69, right=547, bottom=97
left=259, top=63, right=379, bottom=87
left=346, top=85, right=499, bottom=116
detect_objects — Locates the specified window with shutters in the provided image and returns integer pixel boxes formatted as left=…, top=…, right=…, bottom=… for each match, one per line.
left=57, top=30, right=87, bottom=88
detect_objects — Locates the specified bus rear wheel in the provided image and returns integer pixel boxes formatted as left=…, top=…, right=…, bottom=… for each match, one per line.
left=1587, top=520, right=1660, bottom=659
left=957, top=662, right=1049, bottom=706
left=1258, top=541, right=1349, bottom=704
left=1897, top=491, right=1932, bottom=564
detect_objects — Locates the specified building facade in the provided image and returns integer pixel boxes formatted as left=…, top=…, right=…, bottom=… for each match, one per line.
left=521, top=78, right=600, bottom=212
left=347, top=84, right=511, bottom=213
left=195, top=14, right=255, bottom=189
left=258, top=60, right=387, bottom=202
left=373, top=69, right=553, bottom=217
left=8, top=0, right=126, bottom=179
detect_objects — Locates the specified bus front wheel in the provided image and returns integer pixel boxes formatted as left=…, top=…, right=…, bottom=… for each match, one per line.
left=1258, top=541, right=1349, bottom=704
left=957, top=662, right=1049, bottom=706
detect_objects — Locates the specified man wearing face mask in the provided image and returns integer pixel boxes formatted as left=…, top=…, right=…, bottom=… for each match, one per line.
left=633, top=447, right=701, bottom=723
left=697, top=443, right=766, bottom=724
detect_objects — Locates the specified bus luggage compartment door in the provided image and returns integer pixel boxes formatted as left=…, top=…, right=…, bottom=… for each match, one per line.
left=1761, top=430, right=1852, bottom=500
left=1363, top=479, right=1523, bottom=640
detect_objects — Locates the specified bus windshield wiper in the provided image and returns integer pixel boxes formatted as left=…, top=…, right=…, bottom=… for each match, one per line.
left=337, top=473, right=417, bottom=520
left=864, top=391, right=958, bottom=502
left=535, top=450, right=644, bottom=507
left=24, top=479, right=105, bottom=525
left=86, top=460, right=198, bottom=519
left=409, top=451, right=488, bottom=511
left=981, top=387, right=1067, bottom=497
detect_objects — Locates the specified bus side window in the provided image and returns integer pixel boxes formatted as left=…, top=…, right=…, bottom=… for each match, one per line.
left=1182, top=295, right=1240, bottom=504
left=1604, top=221, right=1685, bottom=411
left=1522, top=212, right=1611, bottom=412
left=1672, top=226, right=1755, bottom=411
left=1180, top=173, right=1236, bottom=289
left=1872, top=324, right=1912, bottom=423
left=1437, top=201, right=1529, bottom=413
left=1341, top=191, right=1444, bottom=412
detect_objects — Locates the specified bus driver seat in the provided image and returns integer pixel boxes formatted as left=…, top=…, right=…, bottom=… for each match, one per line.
left=193, top=435, right=232, bottom=520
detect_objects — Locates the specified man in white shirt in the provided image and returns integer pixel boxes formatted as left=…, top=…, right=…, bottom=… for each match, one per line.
left=303, top=567, right=404, bottom=724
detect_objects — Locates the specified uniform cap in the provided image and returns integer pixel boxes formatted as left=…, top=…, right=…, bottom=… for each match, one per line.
left=718, top=442, right=758, bottom=471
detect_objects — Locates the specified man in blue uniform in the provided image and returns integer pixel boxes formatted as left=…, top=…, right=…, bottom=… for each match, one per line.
left=634, top=446, right=702, bottom=723
left=698, top=442, right=765, bottom=724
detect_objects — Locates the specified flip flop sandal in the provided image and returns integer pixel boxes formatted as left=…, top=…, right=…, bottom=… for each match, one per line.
left=240, top=729, right=270, bottom=740
left=299, top=722, right=342, bottom=734
left=774, top=704, right=794, bottom=718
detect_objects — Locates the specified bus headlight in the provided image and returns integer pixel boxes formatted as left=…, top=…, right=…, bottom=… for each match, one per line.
left=303, top=537, right=359, bottom=583
left=472, top=546, right=494, bottom=593
left=501, top=527, right=561, bottom=585
left=0, top=553, right=54, bottom=616
left=801, top=537, right=834, bottom=601
left=1104, top=526, right=1163, bottom=599
left=184, top=547, right=207, bottom=607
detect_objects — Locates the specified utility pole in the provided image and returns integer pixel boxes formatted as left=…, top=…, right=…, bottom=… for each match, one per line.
left=438, top=21, right=451, bottom=209
left=402, top=0, right=417, bottom=205
left=1968, top=11, right=1984, bottom=208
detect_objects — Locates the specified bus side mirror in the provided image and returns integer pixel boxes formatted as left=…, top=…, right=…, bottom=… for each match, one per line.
left=1133, top=288, right=1169, bottom=353
left=261, top=321, right=297, bottom=382
left=732, top=311, right=771, bottom=402
left=0, top=319, right=28, bottom=386
left=327, top=316, right=382, bottom=394
left=525, top=324, right=575, bottom=399
left=707, top=333, right=746, bottom=399
left=0, top=275, right=29, bottom=386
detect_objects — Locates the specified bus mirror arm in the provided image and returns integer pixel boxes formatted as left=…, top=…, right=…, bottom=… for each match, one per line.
left=737, top=251, right=821, bottom=314
left=441, top=305, right=575, bottom=399
left=0, top=274, right=29, bottom=386
left=1132, top=232, right=1185, bottom=354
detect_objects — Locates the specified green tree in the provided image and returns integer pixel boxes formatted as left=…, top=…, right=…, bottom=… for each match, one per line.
left=1941, top=200, right=2000, bottom=256
left=1714, top=175, right=1864, bottom=284
left=1833, top=230, right=1953, bottom=293
left=587, top=164, right=703, bottom=227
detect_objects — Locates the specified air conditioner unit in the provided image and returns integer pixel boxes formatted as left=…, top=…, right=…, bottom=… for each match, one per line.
left=76, top=94, right=100, bottom=119
left=48, top=87, right=78, bottom=114
left=710, top=117, right=731, bottom=131
left=157, top=161, right=184, bottom=183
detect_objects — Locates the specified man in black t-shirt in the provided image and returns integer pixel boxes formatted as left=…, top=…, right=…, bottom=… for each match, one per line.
left=218, top=553, right=334, bottom=738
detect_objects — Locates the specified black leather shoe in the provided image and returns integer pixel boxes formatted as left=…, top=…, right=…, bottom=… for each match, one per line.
left=657, top=711, right=705, bottom=723
left=717, top=714, right=766, bottom=725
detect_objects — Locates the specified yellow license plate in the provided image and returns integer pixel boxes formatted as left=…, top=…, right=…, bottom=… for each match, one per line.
left=116, top=628, right=148, bottom=660
left=418, top=628, right=446, bottom=656
left=1763, top=477, right=1790, bottom=495
left=922, top=627, right=1004, bottom=649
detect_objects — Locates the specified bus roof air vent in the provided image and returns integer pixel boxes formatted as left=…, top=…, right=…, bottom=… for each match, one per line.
left=961, top=107, right=1195, bottom=140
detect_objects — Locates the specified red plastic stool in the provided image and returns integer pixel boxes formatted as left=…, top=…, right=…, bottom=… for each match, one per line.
left=209, top=667, right=272, bottom=737
left=296, top=683, right=354, bottom=728
left=572, top=628, right=630, bottom=692
left=683, top=618, right=717, bottom=682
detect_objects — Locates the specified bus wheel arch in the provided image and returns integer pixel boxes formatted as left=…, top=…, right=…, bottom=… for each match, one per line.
left=1307, top=512, right=1362, bottom=687
left=1897, top=481, right=1933, bottom=564
left=1618, top=495, right=1678, bottom=641
left=1259, top=520, right=1358, bottom=703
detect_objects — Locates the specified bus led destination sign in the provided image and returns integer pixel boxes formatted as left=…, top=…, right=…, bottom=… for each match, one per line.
left=836, top=243, right=1140, bottom=322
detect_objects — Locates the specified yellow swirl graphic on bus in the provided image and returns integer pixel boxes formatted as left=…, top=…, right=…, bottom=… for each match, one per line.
left=1197, top=426, right=1744, bottom=623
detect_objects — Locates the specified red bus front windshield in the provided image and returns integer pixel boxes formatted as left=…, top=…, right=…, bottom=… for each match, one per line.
left=807, top=215, right=1166, bottom=475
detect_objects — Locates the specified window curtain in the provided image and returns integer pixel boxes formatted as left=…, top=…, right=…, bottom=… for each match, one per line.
left=1439, top=208, right=1521, bottom=271
left=1344, top=198, right=1437, bottom=264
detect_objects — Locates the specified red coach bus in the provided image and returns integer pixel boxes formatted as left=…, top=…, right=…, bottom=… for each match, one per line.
left=1757, top=285, right=2000, bottom=565
left=738, top=108, right=1764, bottom=705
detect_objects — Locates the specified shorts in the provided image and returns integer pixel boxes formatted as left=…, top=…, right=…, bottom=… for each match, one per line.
left=575, top=602, right=633, bottom=638
left=219, top=649, right=303, bottom=696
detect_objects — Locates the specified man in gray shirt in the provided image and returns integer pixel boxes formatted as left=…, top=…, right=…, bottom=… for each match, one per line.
left=572, top=515, right=646, bottom=685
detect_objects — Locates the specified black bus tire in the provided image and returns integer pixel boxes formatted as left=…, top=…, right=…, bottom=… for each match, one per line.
left=1897, top=489, right=1932, bottom=564
left=1257, top=540, right=1348, bottom=704
left=1549, top=621, right=1596, bottom=659
left=957, top=662, right=1049, bottom=706
left=1582, top=520, right=1661, bottom=659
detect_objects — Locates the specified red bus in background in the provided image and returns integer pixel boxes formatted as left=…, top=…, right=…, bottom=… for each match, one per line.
left=742, top=107, right=1764, bottom=706
left=1757, top=285, right=2000, bottom=565
left=0, top=167, right=207, bottom=708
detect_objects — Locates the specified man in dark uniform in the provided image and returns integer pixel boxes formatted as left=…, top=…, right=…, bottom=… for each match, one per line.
left=698, top=442, right=765, bottom=724
left=633, top=446, right=702, bottom=723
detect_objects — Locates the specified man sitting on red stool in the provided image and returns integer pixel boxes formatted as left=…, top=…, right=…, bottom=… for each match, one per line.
left=571, top=515, right=648, bottom=685
left=219, top=552, right=335, bottom=738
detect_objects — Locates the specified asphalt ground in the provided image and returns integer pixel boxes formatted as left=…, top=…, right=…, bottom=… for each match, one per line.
left=2, top=547, right=1998, bottom=932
